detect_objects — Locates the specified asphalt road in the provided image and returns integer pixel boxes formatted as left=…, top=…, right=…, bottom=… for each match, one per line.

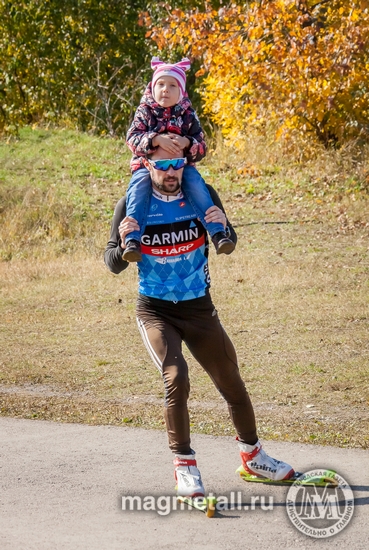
left=1, top=417, right=368, bottom=549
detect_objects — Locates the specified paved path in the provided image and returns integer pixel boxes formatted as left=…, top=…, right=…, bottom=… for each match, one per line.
left=1, top=418, right=368, bottom=549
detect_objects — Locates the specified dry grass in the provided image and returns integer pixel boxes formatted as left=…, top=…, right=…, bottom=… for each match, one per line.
left=1, top=222, right=368, bottom=448
left=0, top=128, right=369, bottom=448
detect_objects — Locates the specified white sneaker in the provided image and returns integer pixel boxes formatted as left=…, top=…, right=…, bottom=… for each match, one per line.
left=238, top=440, right=294, bottom=481
left=174, top=453, right=205, bottom=497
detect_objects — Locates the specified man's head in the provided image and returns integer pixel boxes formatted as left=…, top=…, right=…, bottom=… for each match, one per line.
left=143, top=147, right=187, bottom=195
left=151, top=57, right=190, bottom=106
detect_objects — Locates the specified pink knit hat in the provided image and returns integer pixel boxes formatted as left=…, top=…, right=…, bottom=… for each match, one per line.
left=151, top=57, right=191, bottom=102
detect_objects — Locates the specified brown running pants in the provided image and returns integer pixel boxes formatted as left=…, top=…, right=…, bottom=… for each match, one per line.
left=136, top=293, right=258, bottom=454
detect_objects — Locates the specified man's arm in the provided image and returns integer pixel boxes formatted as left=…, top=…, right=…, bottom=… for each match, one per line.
left=104, top=197, right=130, bottom=274
left=206, top=184, right=237, bottom=244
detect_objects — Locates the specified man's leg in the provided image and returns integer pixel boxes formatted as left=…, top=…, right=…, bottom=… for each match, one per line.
left=136, top=312, right=205, bottom=496
left=136, top=315, right=192, bottom=454
left=182, top=302, right=258, bottom=444
left=183, top=299, right=294, bottom=480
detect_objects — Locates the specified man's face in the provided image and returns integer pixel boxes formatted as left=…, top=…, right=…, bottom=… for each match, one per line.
left=145, top=148, right=185, bottom=195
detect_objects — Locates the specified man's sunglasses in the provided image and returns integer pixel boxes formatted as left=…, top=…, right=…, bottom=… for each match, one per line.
left=147, top=158, right=187, bottom=171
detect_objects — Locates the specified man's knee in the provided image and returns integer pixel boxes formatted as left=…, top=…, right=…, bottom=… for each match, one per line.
left=216, top=370, right=248, bottom=403
left=163, top=369, right=190, bottom=403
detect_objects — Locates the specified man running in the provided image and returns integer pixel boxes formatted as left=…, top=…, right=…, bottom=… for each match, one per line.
left=104, top=147, right=294, bottom=497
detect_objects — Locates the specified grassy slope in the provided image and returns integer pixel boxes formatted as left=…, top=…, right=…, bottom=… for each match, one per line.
left=0, top=127, right=132, bottom=260
left=0, top=128, right=368, bottom=448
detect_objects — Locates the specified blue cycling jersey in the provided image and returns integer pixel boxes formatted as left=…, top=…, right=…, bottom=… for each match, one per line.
left=137, top=188, right=210, bottom=302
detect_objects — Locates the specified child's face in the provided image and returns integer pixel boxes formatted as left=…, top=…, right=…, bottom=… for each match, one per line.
left=153, top=76, right=180, bottom=107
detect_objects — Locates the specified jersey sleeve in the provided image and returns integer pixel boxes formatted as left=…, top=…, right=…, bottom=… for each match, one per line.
left=104, top=197, right=131, bottom=274
left=206, top=185, right=237, bottom=244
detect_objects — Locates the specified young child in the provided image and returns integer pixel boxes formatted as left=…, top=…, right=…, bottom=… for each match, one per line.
left=123, top=57, right=235, bottom=262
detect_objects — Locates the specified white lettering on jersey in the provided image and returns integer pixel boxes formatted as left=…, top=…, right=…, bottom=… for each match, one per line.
left=141, top=228, right=199, bottom=246
left=152, top=243, right=195, bottom=255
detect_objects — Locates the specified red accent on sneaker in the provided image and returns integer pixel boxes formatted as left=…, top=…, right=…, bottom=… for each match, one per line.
left=239, top=444, right=265, bottom=478
left=241, top=460, right=263, bottom=478
left=283, top=468, right=295, bottom=480
left=240, top=444, right=261, bottom=462
left=173, top=458, right=197, bottom=468
left=242, top=464, right=269, bottom=479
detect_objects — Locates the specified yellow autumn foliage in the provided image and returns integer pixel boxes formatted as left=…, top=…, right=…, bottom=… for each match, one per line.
left=146, top=0, right=369, bottom=148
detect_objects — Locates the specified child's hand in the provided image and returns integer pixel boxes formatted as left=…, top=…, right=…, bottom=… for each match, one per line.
left=153, top=134, right=182, bottom=155
left=168, top=134, right=191, bottom=150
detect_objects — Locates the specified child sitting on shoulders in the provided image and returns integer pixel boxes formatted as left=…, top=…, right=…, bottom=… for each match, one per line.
left=123, top=56, right=235, bottom=262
